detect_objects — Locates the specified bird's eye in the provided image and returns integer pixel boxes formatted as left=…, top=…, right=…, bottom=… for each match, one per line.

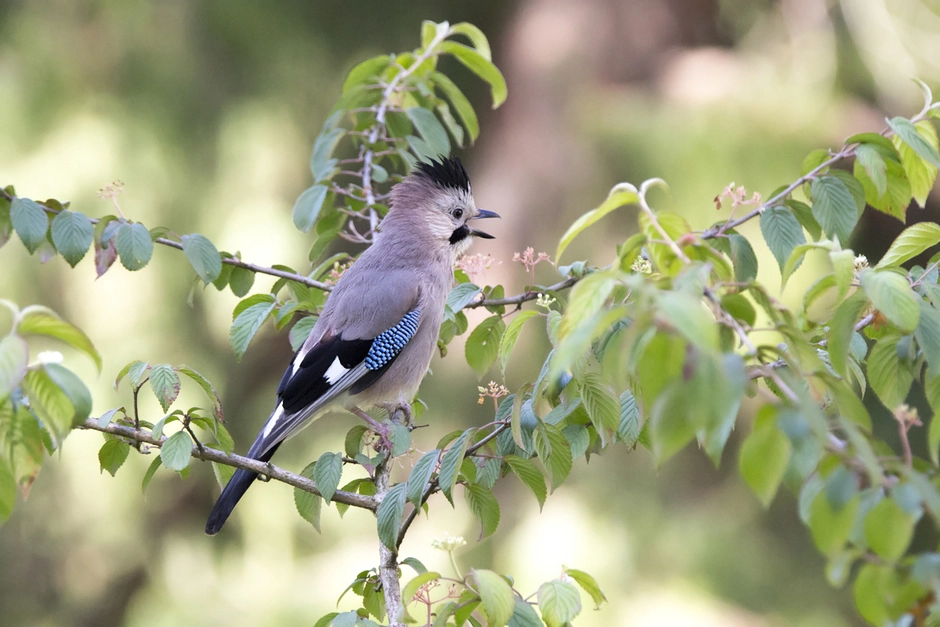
left=453, top=208, right=463, bottom=220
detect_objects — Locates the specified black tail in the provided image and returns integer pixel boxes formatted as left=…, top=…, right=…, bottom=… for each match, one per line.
left=205, top=442, right=279, bottom=535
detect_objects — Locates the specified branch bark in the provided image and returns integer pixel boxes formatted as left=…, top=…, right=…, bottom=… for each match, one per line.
left=375, top=450, right=405, bottom=627
left=78, top=418, right=376, bottom=511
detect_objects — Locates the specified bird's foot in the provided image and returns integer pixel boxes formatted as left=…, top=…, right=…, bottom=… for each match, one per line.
left=383, top=402, right=413, bottom=428
left=351, top=406, right=392, bottom=452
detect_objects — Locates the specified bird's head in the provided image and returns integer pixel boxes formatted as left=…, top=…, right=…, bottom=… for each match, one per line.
left=387, top=156, right=499, bottom=257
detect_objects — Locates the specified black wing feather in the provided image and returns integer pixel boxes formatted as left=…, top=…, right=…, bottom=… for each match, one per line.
left=279, top=336, right=372, bottom=413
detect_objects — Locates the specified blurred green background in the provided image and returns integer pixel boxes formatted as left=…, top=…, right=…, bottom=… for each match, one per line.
left=2, top=1, right=940, bottom=625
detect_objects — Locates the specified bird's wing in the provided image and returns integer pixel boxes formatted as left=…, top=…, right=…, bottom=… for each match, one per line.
left=250, top=273, right=422, bottom=457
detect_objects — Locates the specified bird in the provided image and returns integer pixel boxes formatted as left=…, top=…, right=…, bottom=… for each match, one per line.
left=205, top=156, right=498, bottom=535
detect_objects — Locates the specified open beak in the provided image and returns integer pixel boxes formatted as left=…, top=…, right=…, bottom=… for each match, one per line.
left=469, top=208, right=500, bottom=239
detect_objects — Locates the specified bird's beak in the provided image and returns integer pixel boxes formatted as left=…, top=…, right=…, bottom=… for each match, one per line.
left=469, top=209, right=499, bottom=239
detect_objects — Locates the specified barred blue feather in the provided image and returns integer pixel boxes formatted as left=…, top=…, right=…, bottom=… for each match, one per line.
left=365, top=309, right=421, bottom=370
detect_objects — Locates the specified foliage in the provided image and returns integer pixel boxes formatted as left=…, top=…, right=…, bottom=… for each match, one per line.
left=3, top=19, right=940, bottom=627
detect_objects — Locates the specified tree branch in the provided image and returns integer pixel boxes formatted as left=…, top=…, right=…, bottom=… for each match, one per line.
left=375, top=440, right=405, bottom=627
left=0, top=188, right=332, bottom=291
left=78, top=418, right=376, bottom=511
left=465, top=277, right=579, bottom=309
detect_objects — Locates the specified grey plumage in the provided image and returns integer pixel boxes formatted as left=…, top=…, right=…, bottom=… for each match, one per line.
left=205, top=156, right=498, bottom=535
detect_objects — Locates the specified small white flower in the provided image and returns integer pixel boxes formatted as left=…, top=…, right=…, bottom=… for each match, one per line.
left=631, top=257, right=652, bottom=275
left=36, top=351, right=64, bottom=365
left=854, top=255, right=869, bottom=275
left=535, top=293, right=556, bottom=310
left=432, top=532, right=467, bottom=551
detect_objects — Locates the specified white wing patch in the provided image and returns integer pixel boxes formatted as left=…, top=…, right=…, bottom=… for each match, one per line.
left=324, top=357, right=350, bottom=384
left=291, top=348, right=308, bottom=376
left=262, top=403, right=285, bottom=439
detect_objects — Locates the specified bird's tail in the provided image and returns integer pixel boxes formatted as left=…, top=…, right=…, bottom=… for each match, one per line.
left=204, top=441, right=280, bottom=535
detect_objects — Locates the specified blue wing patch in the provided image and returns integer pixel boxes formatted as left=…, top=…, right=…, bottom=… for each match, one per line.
left=365, top=308, right=421, bottom=370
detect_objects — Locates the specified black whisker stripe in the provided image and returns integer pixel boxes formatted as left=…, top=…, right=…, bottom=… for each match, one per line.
left=449, top=224, right=470, bottom=245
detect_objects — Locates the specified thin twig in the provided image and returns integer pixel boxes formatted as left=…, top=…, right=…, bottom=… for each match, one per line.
left=78, top=418, right=377, bottom=511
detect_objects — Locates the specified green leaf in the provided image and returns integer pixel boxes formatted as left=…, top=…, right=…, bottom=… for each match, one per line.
left=292, top=184, right=329, bottom=234
left=888, top=116, right=940, bottom=167
left=342, top=55, right=391, bottom=92
left=406, top=107, right=450, bottom=157
left=431, top=71, right=480, bottom=143
left=787, top=199, right=822, bottom=241
left=0, top=461, right=15, bottom=523
left=294, top=461, right=322, bottom=532
left=314, top=451, right=343, bottom=503
left=446, top=283, right=482, bottom=315
left=180, top=234, right=222, bottom=283
left=148, top=364, right=181, bottom=412
left=0, top=335, right=28, bottom=401
left=504, top=455, right=546, bottom=510
left=21, top=368, right=73, bottom=445
left=160, top=431, right=192, bottom=472
left=917, top=301, right=940, bottom=378
left=230, top=299, right=277, bottom=361
left=578, top=373, right=619, bottom=443
left=728, top=233, right=758, bottom=283
left=289, top=315, right=317, bottom=351
left=564, top=569, right=607, bottom=609
left=556, top=183, right=638, bottom=261
left=176, top=365, right=224, bottom=421
left=859, top=268, right=920, bottom=333
left=472, top=569, right=514, bottom=627
left=439, top=429, right=472, bottom=505
left=759, top=206, right=806, bottom=273
left=376, top=482, right=407, bottom=549
left=894, top=120, right=939, bottom=208
left=50, top=210, right=93, bottom=267
left=451, top=22, right=492, bottom=59
left=310, top=128, right=345, bottom=183
left=878, top=222, right=940, bottom=268
left=465, top=483, right=500, bottom=538
left=811, top=176, right=858, bottom=245
left=499, top=310, right=539, bottom=376
left=406, top=449, right=440, bottom=507
left=855, top=156, right=912, bottom=222
left=738, top=405, right=791, bottom=506
left=402, top=571, right=441, bottom=606
left=655, top=291, right=718, bottom=351
left=868, top=334, right=915, bottom=410
left=809, top=491, right=859, bottom=556
left=465, top=315, right=505, bottom=376
left=617, top=391, right=640, bottom=446
left=508, top=598, right=544, bottom=627
left=537, top=580, right=582, bottom=627
left=115, top=222, right=154, bottom=271
left=440, top=41, right=507, bottom=108
left=534, top=422, right=572, bottom=491
left=10, top=198, right=48, bottom=253
left=15, top=306, right=102, bottom=372
left=98, top=440, right=130, bottom=477
left=856, top=144, right=888, bottom=196
left=827, top=291, right=868, bottom=377
left=864, top=497, right=914, bottom=562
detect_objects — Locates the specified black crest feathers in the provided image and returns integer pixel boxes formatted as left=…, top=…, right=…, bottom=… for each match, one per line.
left=413, top=156, right=471, bottom=192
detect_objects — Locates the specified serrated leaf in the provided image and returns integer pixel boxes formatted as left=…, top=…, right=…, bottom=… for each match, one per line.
left=0, top=335, right=28, bottom=401
left=509, top=598, right=544, bottom=627
left=854, top=156, right=912, bottom=222
left=864, top=497, right=914, bottom=562
left=504, top=455, right=546, bottom=510
left=537, top=580, right=581, bottom=627
left=499, top=310, right=539, bottom=376
left=50, top=210, right=93, bottom=266
left=440, top=41, right=507, bottom=108
left=21, top=367, right=77, bottom=445
left=314, top=451, right=343, bottom=503
left=439, top=429, right=472, bottom=504
left=472, top=569, right=514, bottom=626
left=728, top=233, right=758, bottom=283
left=406, top=107, right=450, bottom=157
left=289, top=315, right=317, bottom=351
left=402, top=571, right=442, bottom=606
left=148, top=364, right=181, bottom=412
left=446, top=283, right=482, bottom=316
left=888, top=116, right=940, bottom=167
left=894, top=120, right=939, bottom=208
left=230, top=299, right=277, bottom=361
left=465, top=315, right=505, bottom=376
left=534, top=422, right=572, bottom=491
left=10, top=198, right=48, bottom=253
left=311, top=127, right=345, bottom=182
left=856, top=144, right=888, bottom=196
left=760, top=206, right=806, bottom=273
left=176, top=365, right=224, bottom=421
left=917, top=301, right=940, bottom=378
left=465, top=483, right=500, bottom=538
left=810, top=491, right=859, bottom=556
left=294, top=461, right=322, bottom=532
left=738, top=405, right=791, bottom=506
left=160, top=431, right=192, bottom=472
left=98, top=439, right=130, bottom=477
left=655, top=290, right=718, bottom=350
left=377, top=482, right=407, bottom=549
left=868, top=334, right=915, bottom=410
left=811, top=176, right=859, bottom=245
left=181, top=233, right=222, bottom=283
left=292, top=184, right=329, bottom=233
left=406, top=449, right=439, bottom=507
left=0, top=460, right=15, bottom=523
left=564, top=568, right=607, bottom=609
left=556, top=183, right=638, bottom=261
left=877, top=222, right=940, bottom=268
left=828, top=291, right=868, bottom=377
left=578, top=373, right=619, bottom=444
left=617, top=391, right=640, bottom=446
left=16, top=306, right=102, bottom=371
left=859, top=268, right=920, bottom=333
left=115, top=222, right=153, bottom=271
